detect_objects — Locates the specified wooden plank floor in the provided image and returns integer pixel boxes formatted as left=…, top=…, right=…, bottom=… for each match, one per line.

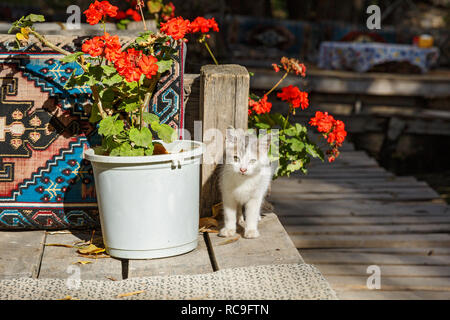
left=269, top=142, right=450, bottom=300
left=0, top=214, right=304, bottom=282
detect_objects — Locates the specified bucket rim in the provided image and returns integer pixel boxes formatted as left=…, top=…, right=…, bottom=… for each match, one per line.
left=83, top=140, right=205, bottom=164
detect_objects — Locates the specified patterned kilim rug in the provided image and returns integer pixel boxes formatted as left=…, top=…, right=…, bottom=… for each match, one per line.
left=0, top=263, right=337, bottom=300
left=0, top=35, right=185, bottom=230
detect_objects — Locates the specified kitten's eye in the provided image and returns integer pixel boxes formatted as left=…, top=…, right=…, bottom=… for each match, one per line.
left=249, top=159, right=257, bottom=164
left=233, top=156, right=240, bottom=162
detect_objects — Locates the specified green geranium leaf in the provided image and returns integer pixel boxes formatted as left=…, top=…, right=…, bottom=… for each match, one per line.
left=287, top=161, right=302, bottom=172
left=129, top=127, right=153, bottom=148
left=119, top=97, right=140, bottom=112
left=145, top=143, right=154, bottom=156
left=142, top=112, right=160, bottom=124
left=101, top=65, right=116, bottom=76
left=89, top=65, right=103, bottom=81
left=103, top=73, right=123, bottom=86
left=98, top=116, right=124, bottom=137
left=284, top=126, right=297, bottom=136
left=59, top=52, right=83, bottom=63
left=287, top=138, right=304, bottom=152
left=255, top=122, right=271, bottom=129
left=100, top=88, right=115, bottom=102
left=92, top=146, right=107, bottom=156
left=25, top=14, right=45, bottom=22
left=151, top=122, right=175, bottom=143
left=305, top=143, right=324, bottom=160
left=156, top=60, right=173, bottom=73
left=89, top=103, right=102, bottom=123
left=110, top=142, right=132, bottom=156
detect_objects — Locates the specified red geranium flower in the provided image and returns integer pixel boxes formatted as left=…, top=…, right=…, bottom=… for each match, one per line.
left=116, top=10, right=127, bottom=20
left=84, top=1, right=118, bottom=25
left=190, top=17, right=219, bottom=33
left=277, top=85, right=309, bottom=110
left=309, top=111, right=347, bottom=162
left=248, top=95, right=272, bottom=115
left=114, top=48, right=142, bottom=82
left=81, top=32, right=123, bottom=62
left=82, top=36, right=105, bottom=57
left=138, top=55, right=159, bottom=78
left=309, top=111, right=335, bottom=133
left=126, top=8, right=142, bottom=21
left=102, top=33, right=122, bottom=62
left=160, top=17, right=191, bottom=40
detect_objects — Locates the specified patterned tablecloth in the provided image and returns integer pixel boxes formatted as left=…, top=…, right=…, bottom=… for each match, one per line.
left=318, top=41, right=440, bottom=73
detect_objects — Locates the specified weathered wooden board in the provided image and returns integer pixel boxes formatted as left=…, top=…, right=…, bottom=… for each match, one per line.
left=270, top=200, right=449, bottom=216
left=308, top=247, right=450, bottom=255
left=315, top=264, right=450, bottom=277
left=250, top=67, right=450, bottom=97
left=129, top=234, right=213, bottom=277
left=279, top=216, right=450, bottom=226
left=285, top=224, right=450, bottom=235
left=300, top=251, right=450, bottom=266
left=272, top=178, right=430, bottom=192
left=291, top=233, right=450, bottom=249
left=208, top=213, right=304, bottom=270
left=0, top=231, right=45, bottom=279
left=38, top=231, right=123, bottom=281
left=336, top=290, right=450, bottom=300
left=269, top=188, right=439, bottom=201
left=326, top=276, right=450, bottom=291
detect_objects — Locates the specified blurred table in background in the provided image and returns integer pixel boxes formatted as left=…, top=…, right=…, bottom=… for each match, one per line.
left=318, top=41, right=440, bottom=73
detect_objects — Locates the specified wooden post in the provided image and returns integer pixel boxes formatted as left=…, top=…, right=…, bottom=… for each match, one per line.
left=199, top=64, right=250, bottom=217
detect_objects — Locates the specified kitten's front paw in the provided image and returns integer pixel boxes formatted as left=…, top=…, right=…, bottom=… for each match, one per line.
left=244, top=229, right=260, bottom=239
left=238, top=216, right=246, bottom=228
left=219, top=228, right=236, bottom=237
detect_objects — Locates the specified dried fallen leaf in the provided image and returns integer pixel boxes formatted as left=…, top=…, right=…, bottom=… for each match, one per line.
left=59, top=296, right=77, bottom=300
left=46, top=230, right=71, bottom=235
left=106, top=276, right=118, bottom=281
left=73, top=260, right=92, bottom=265
left=117, top=290, right=146, bottom=298
left=200, top=217, right=218, bottom=228
left=199, top=226, right=219, bottom=234
left=218, top=235, right=240, bottom=246
left=77, top=243, right=105, bottom=255
left=77, top=254, right=110, bottom=259
left=211, top=202, right=223, bottom=218
left=153, top=143, right=169, bottom=155
left=45, top=243, right=74, bottom=248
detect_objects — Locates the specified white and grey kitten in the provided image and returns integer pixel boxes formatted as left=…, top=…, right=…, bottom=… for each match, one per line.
left=219, top=132, right=272, bottom=239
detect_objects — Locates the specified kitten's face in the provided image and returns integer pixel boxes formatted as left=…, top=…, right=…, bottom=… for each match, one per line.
left=226, top=133, right=270, bottom=176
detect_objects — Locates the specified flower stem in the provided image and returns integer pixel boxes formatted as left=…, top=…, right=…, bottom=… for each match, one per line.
left=138, top=5, right=147, bottom=31
left=28, top=29, right=71, bottom=56
left=265, top=71, right=288, bottom=97
left=203, top=40, right=219, bottom=66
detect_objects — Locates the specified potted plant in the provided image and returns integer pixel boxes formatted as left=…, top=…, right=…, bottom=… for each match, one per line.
left=10, top=0, right=219, bottom=259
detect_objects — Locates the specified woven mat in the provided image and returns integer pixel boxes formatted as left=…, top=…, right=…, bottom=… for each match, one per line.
left=0, top=264, right=337, bottom=300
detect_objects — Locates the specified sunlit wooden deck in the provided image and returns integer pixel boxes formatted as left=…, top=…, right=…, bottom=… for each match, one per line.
left=270, top=142, right=450, bottom=299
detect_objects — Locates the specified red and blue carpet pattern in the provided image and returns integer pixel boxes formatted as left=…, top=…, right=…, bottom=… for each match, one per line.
left=0, top=36, right=185, bottom=229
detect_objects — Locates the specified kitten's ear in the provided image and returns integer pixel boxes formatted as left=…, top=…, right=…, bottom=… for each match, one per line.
left=258, top=134, right=271, bottom=155
left=225, top=127, right=237, bottom=147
